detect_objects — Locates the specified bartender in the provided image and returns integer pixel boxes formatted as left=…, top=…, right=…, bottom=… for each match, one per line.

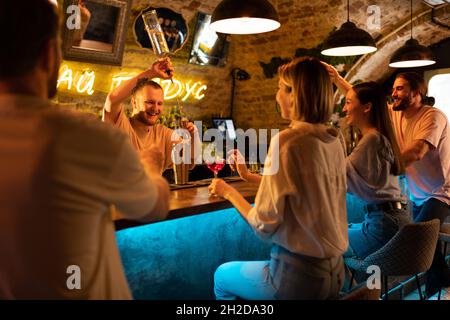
left=103, top=58, right=202, bottom=174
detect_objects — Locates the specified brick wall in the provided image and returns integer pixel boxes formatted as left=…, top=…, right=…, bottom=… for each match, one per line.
left=56, top=0, right=229, bottom=128
left=227, top=0, right=449, bottom=131
left=56, top=0, right=449, bottom=132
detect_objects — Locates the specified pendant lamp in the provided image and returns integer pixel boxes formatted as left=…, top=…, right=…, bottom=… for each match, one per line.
left=321, top=0, right=377, bottom=56
left=389, top=0, right=436, bottom=68
left=210, top=0, right=280, bottom=35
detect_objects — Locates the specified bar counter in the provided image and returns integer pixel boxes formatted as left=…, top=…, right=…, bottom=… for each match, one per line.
left=114, top=178, right=366, bottom=299
left=114, top=178, right=259, bottom=230
left=114, top=178, right=268, bottom=299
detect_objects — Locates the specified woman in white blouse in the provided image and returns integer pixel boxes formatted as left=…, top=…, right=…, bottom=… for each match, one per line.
left=208, top=57, right=348, bottom=300
left=323, top=63, right=410, bottom=259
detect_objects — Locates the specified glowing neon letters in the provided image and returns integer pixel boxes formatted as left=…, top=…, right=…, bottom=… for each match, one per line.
left=57, top=65, right=95, bottom=95
left=58, top=65, right=207, bottom=101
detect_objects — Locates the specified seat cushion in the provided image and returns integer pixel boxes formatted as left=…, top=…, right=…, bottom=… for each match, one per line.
left=344, top=256, right=366, bottom=272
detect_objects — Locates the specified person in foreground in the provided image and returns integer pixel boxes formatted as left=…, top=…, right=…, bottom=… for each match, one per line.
left=208, top=57, right=348, bottom=300
left=0, top=1, right=170, bottom=299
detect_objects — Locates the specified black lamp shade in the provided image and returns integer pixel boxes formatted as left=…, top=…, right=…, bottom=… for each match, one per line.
left=210, top=0, right=280, bottom=34
left=389, top=38, right=436, bottom=68
left=321, top=21, right=377, bottom=56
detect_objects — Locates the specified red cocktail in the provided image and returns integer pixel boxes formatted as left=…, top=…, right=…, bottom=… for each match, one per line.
left=207, top=159, right=226, bottom=178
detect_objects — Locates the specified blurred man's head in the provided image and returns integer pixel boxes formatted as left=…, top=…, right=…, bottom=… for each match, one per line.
left=0, top=1, right=61, bottom=99
left=392, top=72, right=427, bottom=111
left=131, top=79, right=165, bottom=126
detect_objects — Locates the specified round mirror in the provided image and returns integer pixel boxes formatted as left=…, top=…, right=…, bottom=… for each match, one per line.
left=134, top=7, right=188, bottom=54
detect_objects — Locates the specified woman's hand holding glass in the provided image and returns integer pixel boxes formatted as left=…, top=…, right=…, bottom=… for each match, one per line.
left=208, top=178, right=232, bottom=199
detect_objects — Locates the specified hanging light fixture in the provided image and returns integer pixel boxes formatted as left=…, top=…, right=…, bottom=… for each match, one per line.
left=210, top=0, right=280, bottom=35
left=389, top=0, right=436, bottom=68
left=321, top=0, right=377, bottom=56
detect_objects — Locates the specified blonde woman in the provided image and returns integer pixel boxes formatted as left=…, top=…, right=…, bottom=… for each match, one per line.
left=208, top=57, right=348, bottom=300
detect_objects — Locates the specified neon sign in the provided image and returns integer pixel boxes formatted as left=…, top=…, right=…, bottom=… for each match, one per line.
left=57, top=64, right=207, bottom=101
left=57, top=65, right=95, bottom=95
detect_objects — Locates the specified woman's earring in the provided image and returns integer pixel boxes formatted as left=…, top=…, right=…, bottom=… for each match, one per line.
left=275, top=102, right=281, bottom=115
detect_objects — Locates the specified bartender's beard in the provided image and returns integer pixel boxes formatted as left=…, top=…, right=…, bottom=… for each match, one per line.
left=392, top=95, right=411, bottom=111
left=137, top=110, right=160, bottom=126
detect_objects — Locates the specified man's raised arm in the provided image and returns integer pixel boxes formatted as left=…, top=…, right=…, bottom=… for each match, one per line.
left=103, top=58, right=174, bottom=123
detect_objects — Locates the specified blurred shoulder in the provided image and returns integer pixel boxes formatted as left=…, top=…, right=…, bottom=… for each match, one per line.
left=422, top=106, right=448, bottom=122
left=43, top=105, right=128, bottom=147
left=361, top=130, right=382, bottom=144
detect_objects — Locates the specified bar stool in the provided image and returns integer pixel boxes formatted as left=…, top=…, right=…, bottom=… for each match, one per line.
left=437, top=222, right=450, bottom=300
left=440, top=223, right=450, bottom=260
left=345, top=219, right=440, bottom=300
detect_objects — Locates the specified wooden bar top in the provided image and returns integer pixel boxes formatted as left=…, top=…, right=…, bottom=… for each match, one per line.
left=114, top=179, right=259, bottom=231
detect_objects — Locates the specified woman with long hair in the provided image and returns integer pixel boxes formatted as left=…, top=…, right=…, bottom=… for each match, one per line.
left=323, top=63, right=410, bottom=259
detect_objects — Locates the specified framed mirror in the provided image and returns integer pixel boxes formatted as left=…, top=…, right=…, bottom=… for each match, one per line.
left=134, top=7, right=188, bottom=54
left=61, top=0, right=131, bottom=66
left=188, top=12, right=229, bottom=67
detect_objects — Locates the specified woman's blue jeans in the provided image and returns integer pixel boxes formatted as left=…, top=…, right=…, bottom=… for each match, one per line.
left=214, top=245, right=344, bottom=300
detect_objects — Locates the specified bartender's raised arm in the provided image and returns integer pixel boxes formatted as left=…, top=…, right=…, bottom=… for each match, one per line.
left=103, top=57, right=174, bottom=122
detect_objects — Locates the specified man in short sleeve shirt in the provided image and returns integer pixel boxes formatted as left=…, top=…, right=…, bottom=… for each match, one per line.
left=390, top=72, right=450, bottom=297
left=0, top=1, right=170, bottom=299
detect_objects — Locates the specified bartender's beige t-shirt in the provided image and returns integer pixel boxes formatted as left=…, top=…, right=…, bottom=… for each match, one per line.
left=0, top=95, right=159, bottom=299
left=109, top=107, right=175, bottom=172
left=247, top=121, right=348, bottom=259
left=390, top=106, right=450, bottom=206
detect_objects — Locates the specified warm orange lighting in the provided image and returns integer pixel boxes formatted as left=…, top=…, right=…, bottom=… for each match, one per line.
left=58, top=64, right=208, bottom=101
left=57, top=65, right=95, bottom=95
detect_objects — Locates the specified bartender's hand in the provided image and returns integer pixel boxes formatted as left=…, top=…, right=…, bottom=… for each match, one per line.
left=148, top=57, right=174, bottom=79
left=140, top=144, right=164, bottom=175
left=227, top=149, right=250, bottom=181
left=172, top=122, right=199, bottom=145
left=184, top=121, right=198, bottom=138
left=209, top=178, right=233, bottom=198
